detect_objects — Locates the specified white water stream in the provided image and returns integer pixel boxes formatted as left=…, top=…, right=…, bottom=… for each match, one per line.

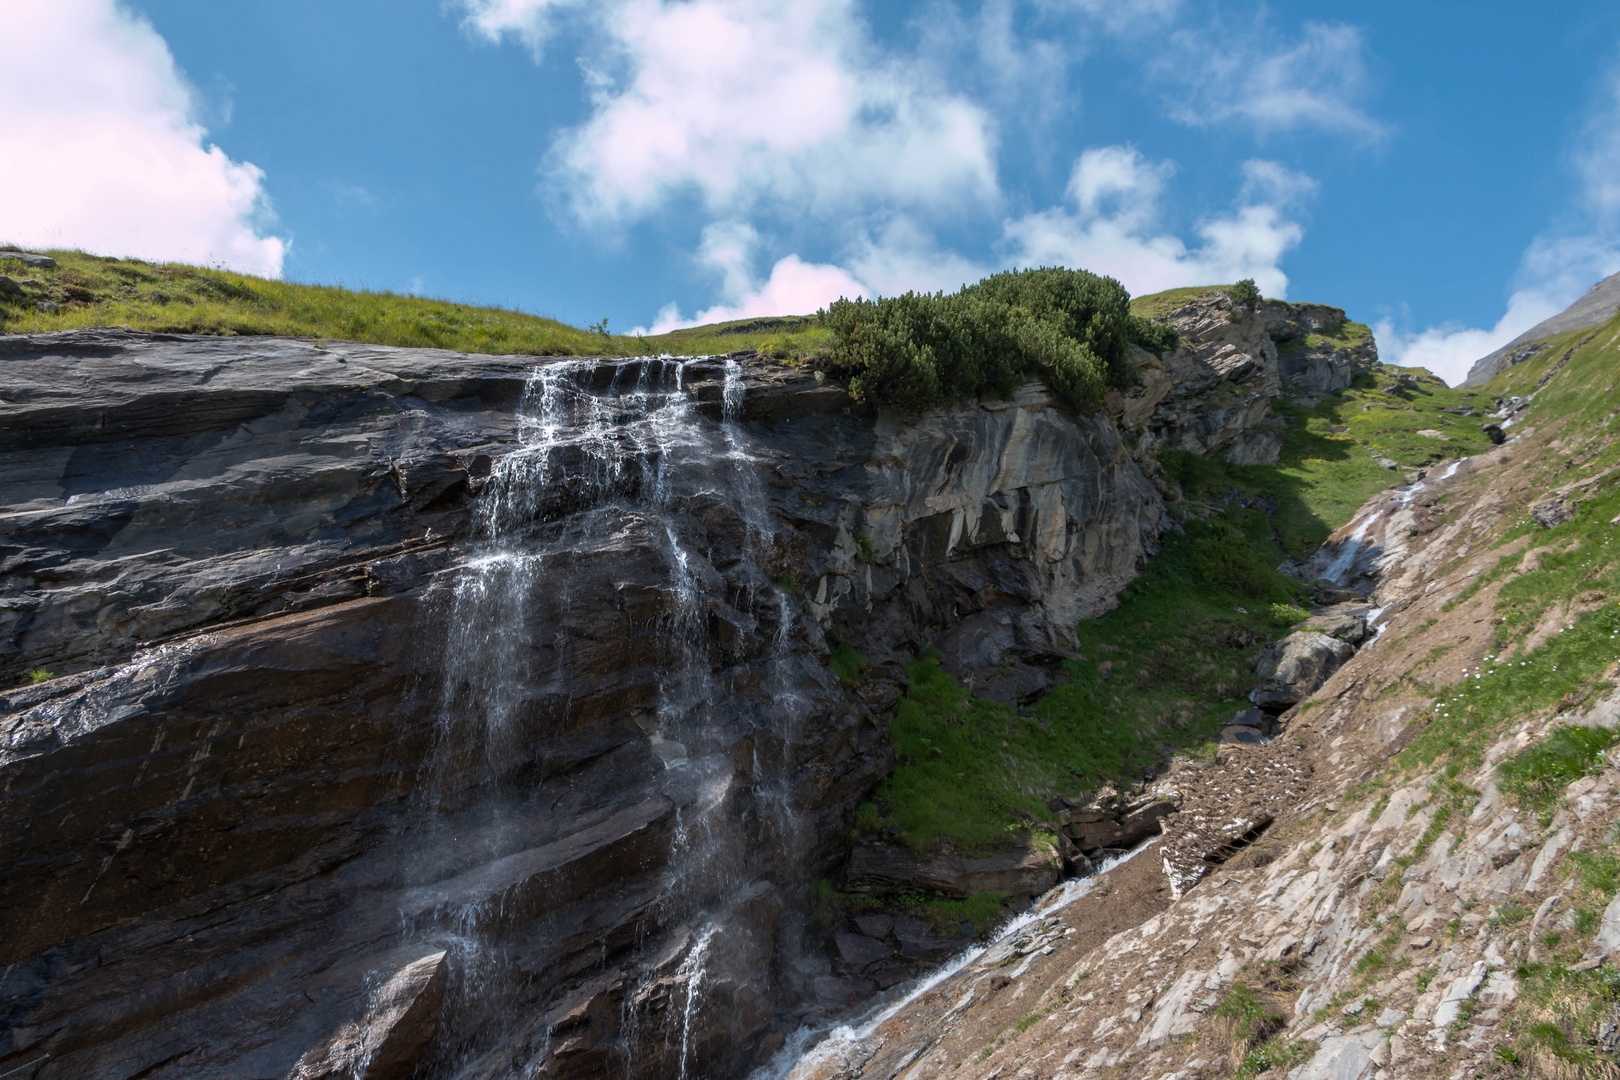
left=754, top=842, right=1160, bottom=1080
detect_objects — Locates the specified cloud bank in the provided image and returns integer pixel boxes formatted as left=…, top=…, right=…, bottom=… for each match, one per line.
left=0, top=0, right=284, bottom=276
left=463, top=0, right=1377, bottom=327
left=1002, top=149, right=1314, bottom=298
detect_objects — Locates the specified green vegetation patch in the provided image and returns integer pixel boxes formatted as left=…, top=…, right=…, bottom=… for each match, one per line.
left=811, top=878, right=1008, bottom=936
left=829, top=642, right=868, bottom=687
left=819, top=267, right=1178, bottom=414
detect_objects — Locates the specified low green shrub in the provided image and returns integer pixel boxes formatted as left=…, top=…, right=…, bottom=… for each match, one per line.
left=1270, top=603, right=1312, bottom=625
left=819, top=267, right=1177, bottom=413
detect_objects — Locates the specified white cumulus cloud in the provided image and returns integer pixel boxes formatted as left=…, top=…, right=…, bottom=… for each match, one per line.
left=0, top=0, right=285, bottom=276
left=630, top=222, right=869, bottom=334
left=1000, top=148, right=1314, bottom=298
left=467, top=0, right=999, bottom=226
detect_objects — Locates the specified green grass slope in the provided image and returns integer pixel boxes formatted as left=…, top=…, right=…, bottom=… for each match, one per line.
left=0, top=246, right=830, bottom=359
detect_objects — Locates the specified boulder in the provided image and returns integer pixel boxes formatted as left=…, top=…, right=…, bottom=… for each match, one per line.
left=1300, top=607, right=1370, bottom=645
left=842, top=835, right=1061, bottom=898
left=0, top=250, right=56, bottom=268
left=1228, top=706, right=1267, bottom=728
left=1482, top=423, right=1506, bottom=445
left=1250, top=631, right=1356, bottom=709
left=1530, top=496, right=1574, bottom=529
left=892, top=916, right=964, bottom=962
left=0, top=275, right=20, bottom=296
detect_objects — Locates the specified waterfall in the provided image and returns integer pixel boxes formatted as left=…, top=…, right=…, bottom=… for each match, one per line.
left=405, top=355, right=817, bottom=1079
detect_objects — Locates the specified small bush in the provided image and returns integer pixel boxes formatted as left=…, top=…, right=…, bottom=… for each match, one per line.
left=1207, top=984, right=1291, bottom=1075
left=25, top=668, right=54, bottom=684
left=819, top=267, right=1177, bottom=414
left=1270, top=602, right=1311, bottom=625
left=1227, top=278, right=1262, bottom=318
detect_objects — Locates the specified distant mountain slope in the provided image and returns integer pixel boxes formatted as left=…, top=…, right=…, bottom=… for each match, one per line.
left=1462, top=268, right=1620, bottom=385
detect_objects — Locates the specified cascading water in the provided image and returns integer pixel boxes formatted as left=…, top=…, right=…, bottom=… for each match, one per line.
left=404, top=355, right=822, bottom=1079
left=753, top=843, right=1162, bottom=1080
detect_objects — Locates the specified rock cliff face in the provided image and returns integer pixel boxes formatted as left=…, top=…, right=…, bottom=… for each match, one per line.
left=0, top=329, right=1179, bottom=1080
left=1108, top=293, right=1369, bottom=466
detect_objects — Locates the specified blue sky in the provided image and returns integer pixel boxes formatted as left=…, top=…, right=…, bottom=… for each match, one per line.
left=5, top=1, right=1620, bottom=383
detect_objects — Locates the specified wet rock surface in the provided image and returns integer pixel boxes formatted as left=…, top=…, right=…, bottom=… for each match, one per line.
left=842, top=835, right=1064, bottom=899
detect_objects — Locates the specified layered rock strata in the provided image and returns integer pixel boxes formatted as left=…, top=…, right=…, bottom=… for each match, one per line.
left=0, top=331, right=1173, bottom=1080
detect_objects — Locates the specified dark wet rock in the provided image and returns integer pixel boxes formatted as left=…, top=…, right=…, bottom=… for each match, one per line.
left=1229, top=706, right=1266, bottom=728
left=1482, top=423, right=1506, bottom=445
left=1219, top=726, right=1268, bottom=747
left=834, top=932, right=895, bottom=968
left=842, top=836, right=1062, bottom=899
left=1312, top=584, right=1364, bottom=605
left=853, top=914, right=894, bottom=940
left=893, top=916, right=962, bottom=962
left=1061, top=793, right=1180, bottom=851
left=812, top=975, right=875, bottom=1008
left=0, top=332, right=1172, bottom=1080
left=1250, top=631, right=1356, bottom=709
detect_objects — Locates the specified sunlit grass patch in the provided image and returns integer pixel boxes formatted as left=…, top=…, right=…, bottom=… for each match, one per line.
left=1498, top=725, right=1620, bottom=821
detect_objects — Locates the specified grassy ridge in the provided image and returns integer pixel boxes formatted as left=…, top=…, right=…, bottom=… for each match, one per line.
left=0, top=247, right=831, bottom=359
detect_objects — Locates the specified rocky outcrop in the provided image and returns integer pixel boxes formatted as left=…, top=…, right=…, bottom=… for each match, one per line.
left=1111, top=294, right=1284, bottom=464
left=1059, top=792, right=1180, bottom=854
left=1107, top=291, right=1373, bottom=466
left=291, top=951, right=448, bottom=1080
left=1261, top=298, right=1378, bottom=401
left=841, top=835, right=1063, bottom=899
left=0, top=331, right=1170, bottom=1080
